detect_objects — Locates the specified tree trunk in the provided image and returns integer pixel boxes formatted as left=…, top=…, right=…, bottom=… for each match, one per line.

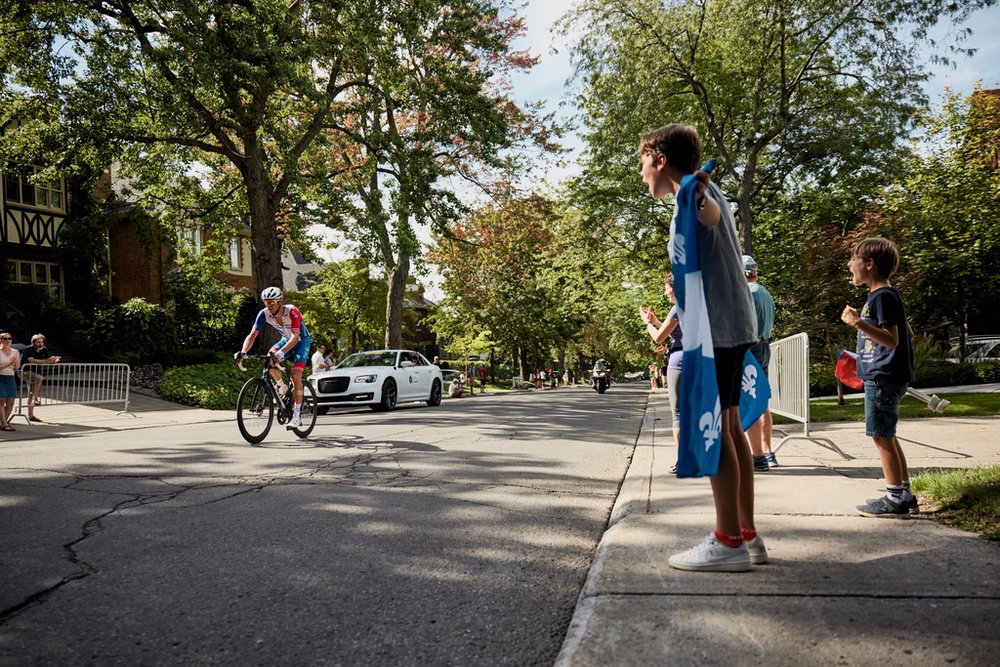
left=384, top=250, right=409, bottom=348
left=244, top=159, right=282, bottom=350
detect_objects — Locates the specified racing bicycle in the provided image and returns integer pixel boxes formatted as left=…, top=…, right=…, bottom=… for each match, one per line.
left=235, top=352, right=317, bottom=444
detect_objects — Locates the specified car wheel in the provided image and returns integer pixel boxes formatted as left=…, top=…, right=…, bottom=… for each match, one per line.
left=317, top=406, right=329, bottom=416
left=426, top=379, right=442, bottom=407
left=378, top=378, right=397, bottom=411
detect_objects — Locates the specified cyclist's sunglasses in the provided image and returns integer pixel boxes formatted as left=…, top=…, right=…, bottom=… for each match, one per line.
left=263, top=299, right=280, bottom=306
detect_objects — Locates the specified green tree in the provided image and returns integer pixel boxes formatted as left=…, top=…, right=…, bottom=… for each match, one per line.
left=321, top=2, right=553, bottom=348
left=561, top=0, right=991, bottom=254
left=429, top=196, right=567, bottom=376
left=2, top=0, right=402, bottom=295
left=883, top=88, right=1000, bottom=355
left=291, top=258, right=387, bottom=355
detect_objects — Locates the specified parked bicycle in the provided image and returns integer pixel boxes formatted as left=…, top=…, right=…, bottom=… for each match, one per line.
left=235, top=352, right=317, bottom=444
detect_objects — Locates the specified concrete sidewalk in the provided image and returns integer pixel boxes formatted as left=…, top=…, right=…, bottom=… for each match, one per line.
left=0, top=390, right=231, bottom=441
left=557, top=389, right=1000, bottom=666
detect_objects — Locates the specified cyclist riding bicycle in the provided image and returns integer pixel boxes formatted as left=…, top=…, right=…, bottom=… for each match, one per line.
left=236, top=287, right=311, bottom=429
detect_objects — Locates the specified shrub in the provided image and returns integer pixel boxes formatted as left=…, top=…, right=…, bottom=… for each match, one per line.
left=84, top=298, right=177, bottom=364
left=131, top=363, right=164, bottom=390
left=975, top=361, right=1000, bottom=383
left=915, top=360, right=979, bottom=388
left=157, top=361, right=247, bottom=410
left=155, top=349, right=228, bottom=367
left=809, top=361, right=841, bottom=397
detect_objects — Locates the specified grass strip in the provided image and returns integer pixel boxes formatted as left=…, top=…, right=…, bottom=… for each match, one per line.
left=912, top=466, right=1000, bottom=541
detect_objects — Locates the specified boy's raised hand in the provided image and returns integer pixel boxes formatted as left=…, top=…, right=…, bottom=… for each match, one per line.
left=841, top=305, right=860, bottom=328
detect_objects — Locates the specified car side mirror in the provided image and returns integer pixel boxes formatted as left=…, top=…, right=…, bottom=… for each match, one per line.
left=399, top=360, right=413, bottom=368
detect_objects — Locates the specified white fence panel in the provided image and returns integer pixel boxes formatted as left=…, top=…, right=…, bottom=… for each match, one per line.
left=768, top=333, right=851, bottom=459
left=14, top=363, right=132, bottom=422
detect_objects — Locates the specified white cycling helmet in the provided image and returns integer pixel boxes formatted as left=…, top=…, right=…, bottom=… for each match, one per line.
left=260, top=286, right=284, bottom=301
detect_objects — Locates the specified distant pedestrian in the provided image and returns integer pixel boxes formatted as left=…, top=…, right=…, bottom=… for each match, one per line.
left=841, top=237, right=917, bottom=517
left=311, top=344, right=332, bottom=374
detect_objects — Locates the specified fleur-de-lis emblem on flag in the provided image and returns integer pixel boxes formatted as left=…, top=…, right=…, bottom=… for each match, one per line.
left=671, top=233, right=687, bottom=266
left=699, top=399, right=722, bottom=452
left=742, top=362, right=758, bottom=398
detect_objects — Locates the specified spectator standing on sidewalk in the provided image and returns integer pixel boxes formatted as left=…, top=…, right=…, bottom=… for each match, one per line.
left=841, top=237, right=917, bottom=517
left=24, top=333, right=60, bottom=422
left=641, top=272, right=683, bottom=474
left=0, top=332, right=20, bottom=431
left=638, top=124, right=763, bottom=572
left=742, top=257, right=777, bottom=471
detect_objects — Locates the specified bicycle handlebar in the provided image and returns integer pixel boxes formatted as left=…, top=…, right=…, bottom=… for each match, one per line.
left=235, top=352, right=285, bottom=373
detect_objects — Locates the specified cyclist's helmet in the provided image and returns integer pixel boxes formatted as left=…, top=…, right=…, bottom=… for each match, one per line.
left=260, top=286, right=284, bottom=301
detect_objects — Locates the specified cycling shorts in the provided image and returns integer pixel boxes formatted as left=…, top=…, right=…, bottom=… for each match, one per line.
left=273, top=337, right=311, bottom=370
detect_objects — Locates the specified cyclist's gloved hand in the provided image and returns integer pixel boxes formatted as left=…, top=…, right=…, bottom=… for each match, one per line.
left=272, top=349, right=285, bottom=362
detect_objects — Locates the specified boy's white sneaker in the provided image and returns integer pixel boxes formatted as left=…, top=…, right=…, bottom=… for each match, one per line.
left=668, top=534, right=752, bottom=572
left=746, top=535, right=768, bottom=564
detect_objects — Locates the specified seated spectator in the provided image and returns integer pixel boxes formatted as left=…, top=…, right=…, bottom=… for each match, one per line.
left=449, top=374, right=464, bottom=398
left=24, top=333, right=60, bottom=422
left=0, top=332, right=19, bottom=431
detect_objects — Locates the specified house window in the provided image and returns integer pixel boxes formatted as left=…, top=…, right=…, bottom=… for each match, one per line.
left=177, top=226, right=202, bottom=255
left=3, top=168, right=64, bottom=211
left=230, top=237, right=243, bottom=269
left=9, top=260, right=64, bottom=301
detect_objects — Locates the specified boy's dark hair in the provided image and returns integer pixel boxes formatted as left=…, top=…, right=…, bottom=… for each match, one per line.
left=638, top=124, right=702, bottom=174
left=853, top=237, right=900, bottom=279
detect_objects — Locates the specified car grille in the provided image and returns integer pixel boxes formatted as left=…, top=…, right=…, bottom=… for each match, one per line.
left=318, top=377, right=350, bottom=394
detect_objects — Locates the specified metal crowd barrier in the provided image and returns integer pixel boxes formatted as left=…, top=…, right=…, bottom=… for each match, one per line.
left=13, top=363, right=133, bottom=422
left=768, top=333, right=851, bottom=459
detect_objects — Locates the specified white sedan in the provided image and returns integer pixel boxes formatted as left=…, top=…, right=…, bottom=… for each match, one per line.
left=310, top=349, right=443, bottom=412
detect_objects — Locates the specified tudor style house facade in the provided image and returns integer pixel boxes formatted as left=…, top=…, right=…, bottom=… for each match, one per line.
left=2, top=167, right=69, bottom=300
left=2, top=164, right=255, bottom=306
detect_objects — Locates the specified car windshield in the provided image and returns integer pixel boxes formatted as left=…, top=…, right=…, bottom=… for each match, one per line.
left=338, top=351, right=399, bottom=368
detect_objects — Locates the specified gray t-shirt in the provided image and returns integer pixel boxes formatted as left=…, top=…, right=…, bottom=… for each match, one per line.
left=672, top=182, right=756, bottom=348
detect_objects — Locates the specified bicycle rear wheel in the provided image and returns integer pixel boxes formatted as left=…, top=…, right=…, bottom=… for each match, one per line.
left=292, top=380, right=318, bottom=438
left=237, top=377, right=274, bottom=444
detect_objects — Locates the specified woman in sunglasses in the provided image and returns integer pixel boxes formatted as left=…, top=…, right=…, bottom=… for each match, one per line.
left=0, top=332, right=20, bottom=431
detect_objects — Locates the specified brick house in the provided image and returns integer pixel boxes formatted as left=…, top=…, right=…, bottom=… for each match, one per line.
left=3, top=164, right=255, bottom=307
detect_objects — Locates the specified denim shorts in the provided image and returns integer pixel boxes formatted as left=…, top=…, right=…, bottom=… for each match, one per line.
left=864, top=379, right=907, bottom=437
left=749, top=340, right=770, bottom=376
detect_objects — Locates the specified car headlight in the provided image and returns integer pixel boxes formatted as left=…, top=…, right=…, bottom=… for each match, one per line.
left=354, top=374, right=378, bottom=383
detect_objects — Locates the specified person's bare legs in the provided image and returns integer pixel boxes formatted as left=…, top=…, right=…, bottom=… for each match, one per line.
left=746, top=418, right=765, bottom=457
left=27, top=377, right=42, bottom=419
left=873, top=435, right=907, bottom=486
left=709, top=406, right=754, bottom=536
left=761, top=409, right=773, bottom=453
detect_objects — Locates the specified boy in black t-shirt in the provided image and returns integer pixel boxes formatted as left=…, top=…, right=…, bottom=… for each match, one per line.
left=841, top=238, right=917, bottom=517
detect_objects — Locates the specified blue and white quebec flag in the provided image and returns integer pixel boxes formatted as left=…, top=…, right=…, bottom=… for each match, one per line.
left=670, top=160, right=722, bottom=478
left=739, top=349, right=771, bottom=431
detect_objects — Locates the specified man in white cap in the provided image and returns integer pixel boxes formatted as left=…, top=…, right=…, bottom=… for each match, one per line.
left=743, top=255, right=777, bottom=471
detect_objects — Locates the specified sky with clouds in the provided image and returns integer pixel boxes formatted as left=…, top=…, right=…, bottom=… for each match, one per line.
left=508, top=0, right=1000, bottom=184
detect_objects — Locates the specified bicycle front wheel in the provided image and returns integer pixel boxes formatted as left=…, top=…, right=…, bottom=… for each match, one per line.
left=292, top=380, right=318, bottom=438
left=237, top=377, right=274, bottom=444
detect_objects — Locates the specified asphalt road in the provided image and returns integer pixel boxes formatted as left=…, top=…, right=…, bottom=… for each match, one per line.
left=1, top=384, right=647, bottom=666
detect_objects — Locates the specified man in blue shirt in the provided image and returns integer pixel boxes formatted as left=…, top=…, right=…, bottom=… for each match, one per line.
left=743, top=255, right=777, bottom=471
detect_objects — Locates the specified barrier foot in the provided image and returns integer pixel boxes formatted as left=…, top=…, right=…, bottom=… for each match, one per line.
left=772, top=434, right=853, bottom=460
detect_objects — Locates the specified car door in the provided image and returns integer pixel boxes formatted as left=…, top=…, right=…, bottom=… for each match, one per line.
left=394, top=351, right=418, bottom=401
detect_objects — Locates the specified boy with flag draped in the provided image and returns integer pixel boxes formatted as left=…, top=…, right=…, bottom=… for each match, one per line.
left=638, top=124, right=764, bottom=572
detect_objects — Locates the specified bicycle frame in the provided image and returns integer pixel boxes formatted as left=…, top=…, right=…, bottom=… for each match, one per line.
left=237, top=353, right=295, bottom=422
